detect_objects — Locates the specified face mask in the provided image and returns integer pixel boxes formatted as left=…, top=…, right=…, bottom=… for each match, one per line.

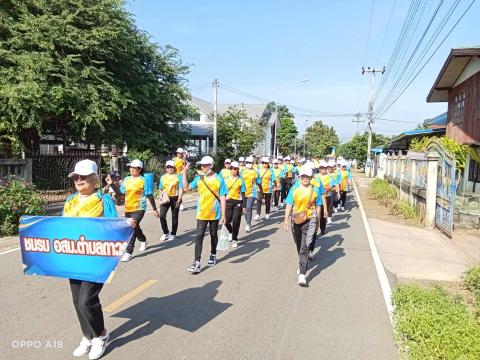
left=246, top=163, right=253, bottom=169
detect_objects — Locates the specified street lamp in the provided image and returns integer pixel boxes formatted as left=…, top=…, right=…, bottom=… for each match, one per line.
left=303, top=119, right=308, bottom=157
left=275, top=78, right=309, bottom=157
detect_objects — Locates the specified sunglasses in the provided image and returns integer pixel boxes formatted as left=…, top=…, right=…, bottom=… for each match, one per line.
left=231, top=167, right=239, bottom=170
left=246, top=161, right=252, bottom=164
left=72, top=175, right=88, bottom=182
left=166, top=165, right=174, bottom=169
left=261, top=162, right=269, bottom=164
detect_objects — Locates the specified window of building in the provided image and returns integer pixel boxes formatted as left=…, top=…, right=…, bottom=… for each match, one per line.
left=452, top=92, right=465, bottom=125
left=468, top=158, right=480, bottom=183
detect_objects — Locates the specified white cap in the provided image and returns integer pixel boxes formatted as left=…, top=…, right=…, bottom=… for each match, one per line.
left=126, top=159, right=144, bottom=168
left=319, top=160, right=328, bottom=168
left=341, top=161, right=347, bottom=167
left=246, top=156, right=254, bottom=163
left=299, top=158, right=306, bottom=163
left=273, top=159, right=279, bottom=164
left=261, top=156, right=269, bottom=163
left=197, top=156, right=214, bottom=166
left=277, top=156, right=283, bottom=160
left=327, top=161, right=335, bottom=167
left=166, top=160, right=175, bottom=167
left=239, top=157, right=245, bottom=162
left=231, top=161, right=239, bottom=168
left=224, top=158, right=231, bottom=164
left=68, top=159, right=98, bottom=178
left=176, top=147, right=184, bottom=154
left=284, top=156, right=291, bottom=161
left=299, top=166, right=313, bottom=177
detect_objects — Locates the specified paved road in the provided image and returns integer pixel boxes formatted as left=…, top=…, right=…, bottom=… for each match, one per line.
left=1, top=193, right=398, bottom=360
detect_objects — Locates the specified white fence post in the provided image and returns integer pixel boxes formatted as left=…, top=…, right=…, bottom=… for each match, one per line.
left=410, top=159, right=417, bottom=205
left=425, top=151, right=440, bottom=229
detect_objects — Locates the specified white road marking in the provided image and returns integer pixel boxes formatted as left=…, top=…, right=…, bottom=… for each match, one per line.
left=352, top=177, right=394, bottom=323
left=0, top=247, right=20, bottom=255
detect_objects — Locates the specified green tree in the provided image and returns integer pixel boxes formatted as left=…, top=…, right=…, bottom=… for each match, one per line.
left=304, top=121, right=339, bottom=158
left=276, top=117, right=298, bottom=155
left=217, top=107, right=265, bottom=162
left=266, top=102, right=294, bottom=119
left=0, top=0, right=192, bottom=155
left=337, top=132, right=391, bottom=168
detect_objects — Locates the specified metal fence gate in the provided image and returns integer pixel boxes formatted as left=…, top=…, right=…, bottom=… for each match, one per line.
left=29, top=150, right=102, bottom=203
left=433, top=148, right=456, bottom=237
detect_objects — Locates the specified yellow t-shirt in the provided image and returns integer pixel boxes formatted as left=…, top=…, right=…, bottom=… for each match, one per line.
left=220, top=168, right=231, bottom=179
left=189, top=174, right=228, bottom=220
left=224, top=176, right=245, bottom=201
left=272, top=168, right=282, bottom=187
left=258, top=168, right=275, bottom=193
left=121, top=176, right=148, bottom=212
left=174, top=157, right=185, bottom=174
left=286, top=183, right=321, bottom=219
left=159, top=173, right=182, bottom=197
left=241, top=168, right=258, bottom=198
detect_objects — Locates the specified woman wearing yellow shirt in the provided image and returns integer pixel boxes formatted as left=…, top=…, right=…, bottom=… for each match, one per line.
left=107, top=159, right=158, bottom=262
left=255, top=156, right=276, bottom=221
left=65, top=160, right=136, bottom=359
left=158, top=160, right=183, bottom=241
left=182, top=156, right=227, bottom=274
left=241, top=156, right=259, bottom=233
left=224, top=161, right=246, bottom=248
left=284, top=166, right=325, bottom=287
left=220, top=159, right=232, bottom=179
left=272, top=159, right=284, bottom=210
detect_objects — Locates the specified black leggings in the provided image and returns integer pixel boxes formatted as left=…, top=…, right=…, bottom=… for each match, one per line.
left=195, top=220, right=219, bottom=261
left=319, top=204, right=327, bottom=233
left=274, top=190, right=281, bottom=207
left=69, top=279, right=104, bottom=340
left=160, top=196, right=180, bottom=235
left=280, top=178, right=287, bottom=202
left=125, top=210, right=146, bottom=254
left=256, top=192, right=272, bottom=215
left=326, top=196, right=333, bottom=217
left=225, top=199, right=243, bottom=240
left=340, top=191, right=347, bottom=207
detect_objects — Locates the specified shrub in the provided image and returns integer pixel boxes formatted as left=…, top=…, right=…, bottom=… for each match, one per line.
left=464, top=266, right=480, bottom=306
left=389, top=201, right=417, bottom=219
left=369, top=178, right=397, bottom=206
left=392, top=284, right=480, bottom=360
left=0, top=177, right=46, bottom=236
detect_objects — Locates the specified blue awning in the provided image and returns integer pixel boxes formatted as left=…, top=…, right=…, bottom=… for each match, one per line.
left=402, top=128, right=445, bottom=136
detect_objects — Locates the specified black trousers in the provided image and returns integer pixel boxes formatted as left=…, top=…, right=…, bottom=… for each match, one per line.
left=274, top=190, right=281, bottom=207
left=195, top=219, right=219, bottom=261
left=319, top=204, right=327, bottom=233
left=69, top=279, right=104, bottom=340
left=326, top=195, right=333, bottom=217
left=284, top=177, right=293, bottom=200
left=340, top=191, right=347, bottom=207
left=160, top=196, right=180, bottom=235
left=225, top=199, right=242, bottom=240
left=256, top=192, right=272, bottom=215
left=280, top=178, right=287, bottom=203
left=125, top=210, right=146, bottom=254
left=333, top=192, right=339, bottom=208
left=291, top=217, right=317, bottom=275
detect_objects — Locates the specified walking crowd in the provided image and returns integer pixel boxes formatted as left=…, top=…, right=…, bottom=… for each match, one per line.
left=61, top=148, right=353, bottom=359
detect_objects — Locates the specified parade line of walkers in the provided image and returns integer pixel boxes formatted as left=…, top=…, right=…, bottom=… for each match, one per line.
left=66, top=150, right=352, bottom=359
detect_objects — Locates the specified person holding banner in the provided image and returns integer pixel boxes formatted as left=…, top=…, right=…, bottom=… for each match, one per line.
left=158, top=160, right=183, bottom=241
left=223, top=161, right=246, bottom=248
left=64, top=159, right=136, bottom=359
left=182, top=156, right=227, bottom=273
left=107, top=159, right=158, bottom=262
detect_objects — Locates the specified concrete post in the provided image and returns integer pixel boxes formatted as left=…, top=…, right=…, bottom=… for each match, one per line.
left=410, top=160, right=417, bottom=205
left=425, top=151, right=440, bottom=229
left=399, top=156, right=406, bottom=201
left=25, top=158, right=33, bottom=184
left=393, top=156, right=398, bottom=182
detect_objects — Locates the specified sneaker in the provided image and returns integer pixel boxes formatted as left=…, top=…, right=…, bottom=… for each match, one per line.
left=327, top=217, right=332, bottom=224
left=180, top=203, right=185, bottom=211
left=160, top=233, right=169, bottom=241
left=139, top=241, right=147, bottom=252
left=232, top=240, right=238, bottom=248
left=297, top=268, right=300, bottom=275
left=245, top=225, right=251, bottom=233
left=207, top=254, right=217, bottom=266
left=308, top=251, right=314, bottom=260
left=88, top=333, right=109, bottom=360
left=298, top=274, right=307, bottom=287
left=272, top=206, right=278, bottom=212
left=254, top=214, right=260, bottom=221
left=187, top=261, right=201, bottom=273
left=228, top=233, right=233, bottom=242
left=265, top=213, right=270, bottom=220
left=167, top=234, right=176, bottom=241
left=121, top=253, right=132, bottom=262
left=341, top=206, right=345, bottom=211
left=73, top=337, right=91, bottom=357
left=334, top=208, right=338, bottom=213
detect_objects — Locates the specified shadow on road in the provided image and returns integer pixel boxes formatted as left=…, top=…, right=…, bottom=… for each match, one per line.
left=106, top=280, right=232, bottom=355
left=307, top=233, right=345, bottom=283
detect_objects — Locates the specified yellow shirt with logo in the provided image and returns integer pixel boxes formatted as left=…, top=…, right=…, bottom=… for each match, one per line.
left=120, top=176, right=151, bottom=212
left=159, top=173, right=182, bottom=197
left=189, top=173, right=228, bottom=220
left=173, top=156, right=185, bottom=174
left=224, top=176, right=246, bottom=201
left=241, top=168, right=258, bottom=198
left=286, top=183, right=324, bottom=219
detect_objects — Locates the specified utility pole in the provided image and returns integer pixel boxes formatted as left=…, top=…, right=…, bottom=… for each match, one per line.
left=303, top=119, right=308, bottom=158
left=361, top=66, right=385, bottom=174
left=213, top=79, right=218, bottom=156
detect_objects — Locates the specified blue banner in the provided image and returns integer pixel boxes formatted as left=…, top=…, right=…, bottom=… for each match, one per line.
left=19, top=216, right=134, bottom=283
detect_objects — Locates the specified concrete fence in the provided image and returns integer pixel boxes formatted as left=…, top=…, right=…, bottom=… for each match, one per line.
left=0, top=158, right=32, bottom=183
left=381, top=152, right=439, bottom=229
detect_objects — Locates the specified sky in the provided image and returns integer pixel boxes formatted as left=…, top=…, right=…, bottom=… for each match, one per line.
left=125, top=0, right=479, bottom=142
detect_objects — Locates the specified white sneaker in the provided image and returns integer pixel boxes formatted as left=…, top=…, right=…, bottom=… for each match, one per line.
left=180, top=203, right=185, bottom=211
left=327, top=217, right=332, bottom=224
left=308, top=251, right=314, bottom=260
left=167, top=234, right=176, bottom=241
left=265, top=213, right=270, bottom=220
left=297, top=268, right=300, bottom=275
left=121, top=253, right=131, bottom=262
left=245, top=225, right=251, bottom=233
left=73, top=337, right=91, bottom=357
left=160, top=233, right=168, bottom=241
left=88, top=333, right=109, bottom=360
left=341, top=206, right=345, bottom=211
left=232, top=240, right=238, bottom=248
left=228, top=233, right=233, bottom=242
left=254, top=214, right=260, bottom=221
left=139, top=241, right=147, bottom=252
left=298, top=274, right=307, bottom=286
left=334, top=208, right=338, bottom=213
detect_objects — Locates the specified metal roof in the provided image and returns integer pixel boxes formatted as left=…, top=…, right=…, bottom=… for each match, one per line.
left=427, top=47, right=480, bottom=102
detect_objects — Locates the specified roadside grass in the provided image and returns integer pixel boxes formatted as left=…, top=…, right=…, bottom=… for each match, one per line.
left=393, top=272, right=480, bottom=360
left=369, top=179, right=418, bottom=220
left=464, top=266, right=480, bottom=316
